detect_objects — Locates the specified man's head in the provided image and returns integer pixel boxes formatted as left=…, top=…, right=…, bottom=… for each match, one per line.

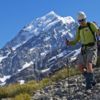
left=77, top=11, right=87, bottom=25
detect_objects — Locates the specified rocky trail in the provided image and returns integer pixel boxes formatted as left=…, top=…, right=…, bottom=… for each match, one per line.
left=32, top=67, right=100, bottom=100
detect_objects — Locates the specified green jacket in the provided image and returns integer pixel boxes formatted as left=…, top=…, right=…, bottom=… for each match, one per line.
left=70, top=22, right=98, bottom=45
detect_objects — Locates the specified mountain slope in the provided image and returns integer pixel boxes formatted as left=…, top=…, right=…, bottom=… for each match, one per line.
left=32, top=67, right=100, bottom=100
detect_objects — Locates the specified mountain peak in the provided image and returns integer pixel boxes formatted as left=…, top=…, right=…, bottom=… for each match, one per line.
left=46, top=11, right=57, bottom=16
left=0, top=11, right=78, bottom=85
left=45, top=11, right=75, bottom=24
left=39, top=11, right=59, bottom=21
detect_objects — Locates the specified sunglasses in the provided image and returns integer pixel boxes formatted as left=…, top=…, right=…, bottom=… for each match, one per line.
left=78, top=19, right=86, bottom=23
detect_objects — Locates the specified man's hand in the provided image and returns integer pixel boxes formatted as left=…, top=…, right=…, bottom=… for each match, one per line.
left=66, top=39, right=71, bottom=45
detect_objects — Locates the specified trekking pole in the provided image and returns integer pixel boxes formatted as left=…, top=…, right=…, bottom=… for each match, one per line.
left=63, top=50, right=79, bottom=99
left=65, top=38, right=82, bottom=98
left=54, top=30, right=73, bottom=97
left=67, top=57, right=71, bottom=99
left=65, top=38, right=71, bottom=99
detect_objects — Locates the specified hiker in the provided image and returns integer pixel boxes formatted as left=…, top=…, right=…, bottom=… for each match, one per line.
left=66, top=11, right=100, bottom=92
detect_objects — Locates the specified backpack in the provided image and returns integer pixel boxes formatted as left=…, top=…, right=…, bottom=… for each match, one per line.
left=78, top=22, right=100, bottom=50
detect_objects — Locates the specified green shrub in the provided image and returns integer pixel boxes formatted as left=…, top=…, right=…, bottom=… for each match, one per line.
left=39, top=78, right=52, bottom=88
left=0, top=87, right=8, bottom=99
left=14, top=93, right=30, bottom=100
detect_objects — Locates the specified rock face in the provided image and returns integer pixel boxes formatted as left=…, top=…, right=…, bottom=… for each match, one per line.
left=32, top=68, right=100, bottom=100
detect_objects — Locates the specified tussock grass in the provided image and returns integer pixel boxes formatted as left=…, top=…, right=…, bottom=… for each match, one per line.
left=0, top=67, right=80, bottom=99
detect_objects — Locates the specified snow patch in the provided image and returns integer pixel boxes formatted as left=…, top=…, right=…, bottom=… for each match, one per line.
left=41, top=68, right=50, bottom=73
left=44, top=20, right=60, bottom=31
left=44, top=37, right=50, bottom=41
left=24, top=24, right=34, bottom=31
left=0, top=75, right=11, bottom=83
left=61, top=29, right=70, bottom=36
left=57, top=52, right=64, bottom=58
left=70, top=57, right=77, bottom=62
left=18, top=61, right=33, bottom=72
left=29, top=48, right=36, bottom=52
left=64, top=16, right=75, bottom=24
left=48, top=56, right=56, bottom=62
left=58, top=16, right=75, bottom=24
left=12, top=43, right=22, bottom=50
left=68, top=32, right=74, bottom=38
left=12, top=37, right=32, bottom=50
left=18, top=80, right=25, bottom=84
left=0, top=82, right=6, bottom=86
left=40, top=52, right=47, bottom=57
left=0, top=52, right=11, bottom=63
left=0, top=56, right=7, bottom=63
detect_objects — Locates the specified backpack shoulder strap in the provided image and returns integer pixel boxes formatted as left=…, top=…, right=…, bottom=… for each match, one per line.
left=78, top=25, right=82, bottom=30
left=87, top=22, right=96, bottom=41
left=78, top=25, right=83, bottom=34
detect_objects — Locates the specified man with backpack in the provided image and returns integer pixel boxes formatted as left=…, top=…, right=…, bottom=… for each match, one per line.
left=66, top=11, right=100, bottom=93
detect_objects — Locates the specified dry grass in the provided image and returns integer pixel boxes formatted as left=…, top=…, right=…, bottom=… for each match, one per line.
left=0, top=67, right=80, bottom=99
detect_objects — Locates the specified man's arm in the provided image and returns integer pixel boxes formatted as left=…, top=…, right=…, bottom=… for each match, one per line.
left=66, top=29, right=80, bottom=46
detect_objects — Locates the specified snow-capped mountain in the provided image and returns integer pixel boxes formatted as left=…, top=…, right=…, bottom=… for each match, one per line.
left=0, top=11, right=80, bottom=85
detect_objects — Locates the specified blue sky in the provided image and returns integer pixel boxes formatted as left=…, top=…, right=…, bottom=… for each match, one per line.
left=0, top=0, right=100, bottom=48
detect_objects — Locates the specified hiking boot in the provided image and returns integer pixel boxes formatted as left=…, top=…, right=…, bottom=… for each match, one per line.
left=83, top=72, right=96, bottom=92
left=85, top=73, right=93, bottom=90
left=90, top=73, right=96, bottom=87
left=86, top=84, right=92, bottom=90
left=91, top=80, right=96, bottom=86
